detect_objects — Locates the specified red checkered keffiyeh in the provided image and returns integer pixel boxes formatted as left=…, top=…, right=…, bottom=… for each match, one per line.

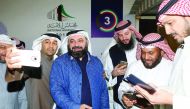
left=158, top=0, right=190, bottom=25
left=114, top=20, right=142, bottom=41
left=136, top=33, right=175, bottom=61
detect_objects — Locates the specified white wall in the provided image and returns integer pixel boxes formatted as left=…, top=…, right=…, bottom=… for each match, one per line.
left=0, top=0, right=136, bottom=58
left=0, top=0, right=63, bottom=48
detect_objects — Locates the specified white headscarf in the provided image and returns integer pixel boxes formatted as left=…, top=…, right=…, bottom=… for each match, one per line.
left=32, top=32, right=61, bottom=55
left=0, top=34, right=14, bottom=45
left=60, top=30, right=92, bottom=54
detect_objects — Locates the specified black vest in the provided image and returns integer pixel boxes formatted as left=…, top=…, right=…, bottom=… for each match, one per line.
left=109, top=44, right=127, bottom=108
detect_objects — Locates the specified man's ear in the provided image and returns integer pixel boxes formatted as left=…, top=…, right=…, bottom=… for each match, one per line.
left=85, top=37, right=89, bottom=46
left=161, top=50, right=164, bottom=56
left=184, top=17, right=190, bottom=24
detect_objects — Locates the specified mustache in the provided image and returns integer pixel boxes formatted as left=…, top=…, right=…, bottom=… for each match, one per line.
left=169, top=32, right=177, bottom=36
left=72, top=46, right=83, bottom=50
left=47, top=48, right=56, bottom=52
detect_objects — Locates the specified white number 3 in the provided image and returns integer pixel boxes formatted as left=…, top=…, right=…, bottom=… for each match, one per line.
left=104, top=16, right=110, bottom=25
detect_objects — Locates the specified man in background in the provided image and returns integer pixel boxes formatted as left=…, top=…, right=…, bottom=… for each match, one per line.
left=25, top=33, right=61, bottom=109
left=101, top=20, right=142, bottom=109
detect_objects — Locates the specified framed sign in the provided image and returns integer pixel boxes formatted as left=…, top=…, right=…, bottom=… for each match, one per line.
left=91, top=0, right=123, bottom=38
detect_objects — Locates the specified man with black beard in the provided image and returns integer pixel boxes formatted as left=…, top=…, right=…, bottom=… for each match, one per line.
left=50, top=30, right=109, bottom=109
left=117, top=34, right=135, bottom=51
left=102, top=20, right=142, bottom=109
left=118, top=33, right=175, bottom=109
left=67, top=42, right=88, bottom=58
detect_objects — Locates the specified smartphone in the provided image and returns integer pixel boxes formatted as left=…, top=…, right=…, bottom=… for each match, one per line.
left=124, top=74, right=156, bottom=94
left=11, top=49, right=41, bottom=67
left=120, top=61, right=128, bottom=65
left=123, top=91, right=152, bottom=108
left=123, top=92, right=136, bottom=100
left=118, top=60, right=128, bottom=67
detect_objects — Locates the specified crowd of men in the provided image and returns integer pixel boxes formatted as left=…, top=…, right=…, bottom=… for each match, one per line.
left=1, top=0, right=190, bottom=109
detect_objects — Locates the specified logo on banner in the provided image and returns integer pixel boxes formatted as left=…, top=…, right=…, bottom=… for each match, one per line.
left=46, top=4, right=78, bottom=37
left=96, top=9, right=118, bottom=32
left=91, top=0, right=123, bottom=38
left=47, top=4, right=74, bottom=21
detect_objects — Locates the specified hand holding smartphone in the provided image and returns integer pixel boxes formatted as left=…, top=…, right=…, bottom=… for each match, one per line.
left=123, top=92, right=137, bottom=100
left=11, top=49, right=41, bottom=67
left=123, top=91, right=152, bottom=108
left=124, top=74, right=156, bottom=94
left=118, top=60, right=128, bottom=68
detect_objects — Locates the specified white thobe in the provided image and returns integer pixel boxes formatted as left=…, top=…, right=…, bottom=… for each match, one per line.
left=104, top=42, right=138, bottom=87
left=169, top=36, right=190, bottom=109
left=0, top=62, right=27, bottom=109
left=102, top=40, right=138, bottom=109
left=118, top=58, right=173, bottom=109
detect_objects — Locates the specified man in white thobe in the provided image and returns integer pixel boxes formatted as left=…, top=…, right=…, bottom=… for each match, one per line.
left=134, top=0, right=190, bottom=109
left=102, top=20, right=142, bottom=109
left=118, top=33, right=175, bottom=109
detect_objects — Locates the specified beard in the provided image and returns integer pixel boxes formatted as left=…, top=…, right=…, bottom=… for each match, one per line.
left=68, top=45, right=88, bottom=58
left=141, top=53, right=162, bottom=69
left=117, top=36, right=135, bottom=51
